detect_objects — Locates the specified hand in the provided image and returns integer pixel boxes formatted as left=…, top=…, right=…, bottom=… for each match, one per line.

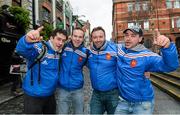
left=144, top=72, right=150, bottom=79
left=153, top=29, right=170, bottom=48
left=26, top=26, right=44, bottom=43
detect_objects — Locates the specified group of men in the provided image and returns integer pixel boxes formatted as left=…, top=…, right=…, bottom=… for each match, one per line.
left=16, top=24, right=179, bottom=114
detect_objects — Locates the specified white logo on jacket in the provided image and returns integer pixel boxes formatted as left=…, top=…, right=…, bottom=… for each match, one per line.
left=62, top=52, right=67, bottom=57
left=41, top=60, right=48, bottom=65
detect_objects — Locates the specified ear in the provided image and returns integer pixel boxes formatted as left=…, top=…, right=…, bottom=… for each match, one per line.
left=50, top=36, right=53, bottom=41
left=139, top=36, right=143, bottom=43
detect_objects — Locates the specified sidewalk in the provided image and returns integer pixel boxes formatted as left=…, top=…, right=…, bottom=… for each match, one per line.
left=0, top=83, right=23, bottom=105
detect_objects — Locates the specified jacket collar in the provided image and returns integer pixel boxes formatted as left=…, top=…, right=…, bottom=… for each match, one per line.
left=129, top=44, right=147, bottom=51
left=48, top=40, right=62, bottom=53
left=68, top=41, right=84, bottom=50
left=91, top=41, right=108, bottom=51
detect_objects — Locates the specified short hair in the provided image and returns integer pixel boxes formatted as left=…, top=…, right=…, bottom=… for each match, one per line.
left=50, top=28, right=68, bottom=40
left=91, top=26, right=106, bottom=38
left=72, top=27, right=85, bottom=37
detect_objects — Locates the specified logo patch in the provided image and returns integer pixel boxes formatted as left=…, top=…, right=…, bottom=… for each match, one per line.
left=106, top=53, right=111, bottom=60
left=62, top=52, right=67, bottom=56
left=41, top=60, right=48, bottom=65
left=130, top=59, right=137, bottom=68
left=78, top=57, right=83, bottom=62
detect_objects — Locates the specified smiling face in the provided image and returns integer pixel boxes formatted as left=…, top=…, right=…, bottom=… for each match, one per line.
left=91, top=28, right=106, bottom=49
left=71, top=29, right=84, bottom=48
left=50, top=33, right=67, bottom=51
left=124, top=30, right=142, bottom=49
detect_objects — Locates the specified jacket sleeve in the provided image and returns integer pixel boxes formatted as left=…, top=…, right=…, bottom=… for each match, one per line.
left=16, top=35, right=40, bottom=61
left=146, top=42, right=179, bottom=72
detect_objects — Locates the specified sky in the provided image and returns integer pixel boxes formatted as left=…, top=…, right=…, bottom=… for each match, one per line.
left=69, top=0, right=113, bottom=41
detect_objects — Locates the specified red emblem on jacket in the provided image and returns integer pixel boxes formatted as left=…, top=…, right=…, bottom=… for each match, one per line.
left=130, top=59, right=137, bottom=68
left=106, top=53, right=111, bottom=60
left=78, top=57, right=83, bottom=62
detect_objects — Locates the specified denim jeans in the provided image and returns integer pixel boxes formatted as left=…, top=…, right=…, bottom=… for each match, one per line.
left=56, top=88, right=84, bottom=114
left=115, top=96, right=154, bottom=115
left=90, top=88, right=119, bottom=114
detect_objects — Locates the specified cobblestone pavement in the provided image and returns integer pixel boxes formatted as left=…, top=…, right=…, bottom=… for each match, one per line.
left=0, top=68, right=180, bottom=114
left=0, top=67, right=92, bottom=114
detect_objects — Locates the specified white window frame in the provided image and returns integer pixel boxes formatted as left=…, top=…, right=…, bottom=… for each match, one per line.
left=144, top=21, right=149, bottom=30
left=171, top=18, right=174, bottom=28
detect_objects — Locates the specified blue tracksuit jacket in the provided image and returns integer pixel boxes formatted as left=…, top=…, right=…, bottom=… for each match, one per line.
left=59, top=41, right=88, bottom=90
left=88, top=41, right=118, bottom=91
left=16, top=36, right=59, bottom=97
left=116, top=43, right=179, bottom=102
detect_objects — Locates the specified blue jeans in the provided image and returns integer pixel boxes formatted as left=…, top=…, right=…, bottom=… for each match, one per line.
left=90, top=88, right=119, bottom=114
left=56, top=88, right=84, bottom=114
left=115, top=96, right=154, bottom=115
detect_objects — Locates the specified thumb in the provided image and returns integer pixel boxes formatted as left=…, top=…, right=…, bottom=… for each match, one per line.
left=36, top=26, right=44, bottom=33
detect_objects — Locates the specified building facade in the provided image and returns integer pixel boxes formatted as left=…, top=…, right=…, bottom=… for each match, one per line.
left=0, top=0, right=73, bottom=34
left=112, top=0, right=180, bottom=49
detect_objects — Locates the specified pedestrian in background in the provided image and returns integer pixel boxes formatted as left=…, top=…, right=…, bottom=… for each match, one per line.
left=88, top=26, right=119, bottom=114
left=16, top=26, right=68, bottom=114
left=56, top=27, right=88, bottom=114
left=115, top=25, right=179, bottom=114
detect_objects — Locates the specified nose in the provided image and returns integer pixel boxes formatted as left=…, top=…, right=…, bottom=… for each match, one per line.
left=58, top=39, right=63, bottom=45
left=96, top=37, right=101, bottom=42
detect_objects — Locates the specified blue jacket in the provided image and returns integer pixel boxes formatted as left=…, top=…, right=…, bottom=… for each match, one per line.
left=16, top=36, right=59, bottom=97
left=59, top=41, right=88, bottom=90
left=117, top=43, right=179, bottom=102
left=88, top=41, right=118, bottom=91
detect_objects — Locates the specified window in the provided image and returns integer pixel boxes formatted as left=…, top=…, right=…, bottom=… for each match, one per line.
left=177, top=18, right=180, bottom=28
left=142, top=3, right=148, bottom=11
left=144, top=21, right=149, bottom=30
left=128, top=22, right=134, bottom=28
left=174, top=0, right=180, bottom=8
left=135, top=3, right=140, bottom=11
left=166, top=0, right=172, bottom=9
left=42, top=7, right=50, bottom=22
left=128, top=3, right=133, bottom=12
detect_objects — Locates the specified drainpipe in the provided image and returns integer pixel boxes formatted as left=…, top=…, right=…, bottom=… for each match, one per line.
left=52, top=0, right=56, bottom=29
left=32, top=0, right=36, bottom=29
left=63, top=0, right=66, bottom=30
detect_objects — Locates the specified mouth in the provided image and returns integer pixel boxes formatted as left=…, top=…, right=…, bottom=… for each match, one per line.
left=125, top=42, right=131, bottom=45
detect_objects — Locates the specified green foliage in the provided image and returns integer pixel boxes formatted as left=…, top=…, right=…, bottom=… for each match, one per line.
left=56, top=22, right=64, bottom=29
left=41, top=23, right=53, bottom=41
left=8, top=6, right=30, bottom=32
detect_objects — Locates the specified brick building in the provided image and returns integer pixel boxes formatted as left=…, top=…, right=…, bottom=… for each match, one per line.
left=112, top=0, right=180, bottom=49
left=0, top=0, right=73, bottom=33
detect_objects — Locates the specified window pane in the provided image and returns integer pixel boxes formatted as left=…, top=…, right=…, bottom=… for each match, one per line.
left=166, top=1, right=172, bottom=9
left=128, top=3, right=133, bottom=12
left=177, top=18, right=180, bottom=28
left=135, top=3, right=140, bottom=11
left=128, top=23, right=134, bottom=28
left=144, top=21, right=149, bottom=30
left=174, top=0, right=180, bottom=8
left=143, top=3, right=148, bottom=11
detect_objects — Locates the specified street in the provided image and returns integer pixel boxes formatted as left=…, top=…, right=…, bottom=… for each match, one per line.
left=0, top=68, right=180, bottom=114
